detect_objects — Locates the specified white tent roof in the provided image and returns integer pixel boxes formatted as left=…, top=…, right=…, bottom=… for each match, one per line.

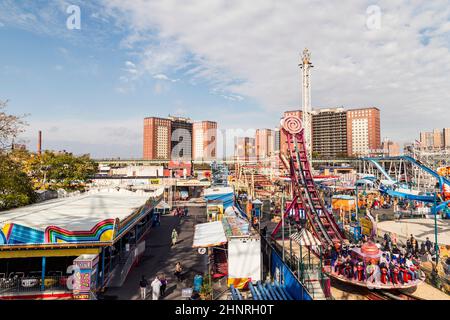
left=290, top=229, right=322, bottom=246
left=0, top=188, right=162, bottom=231
left=156, top=200, right=170, bottom=209
left=192, top=221, right=227, bottom=248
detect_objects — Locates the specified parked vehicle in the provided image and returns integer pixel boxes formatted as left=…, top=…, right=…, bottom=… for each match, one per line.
left=0, top=272, right=25, bottom=289
left=21, top=271, right=41, bottom=288
left=41, top=271, right=61, bottom=288
left=48, top=271, right=68, bottom=288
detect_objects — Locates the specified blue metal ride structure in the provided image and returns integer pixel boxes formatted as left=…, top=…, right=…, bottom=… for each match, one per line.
left=210, top=161, right=229, bottom=186
left=362, top=156, right=450, bottom=217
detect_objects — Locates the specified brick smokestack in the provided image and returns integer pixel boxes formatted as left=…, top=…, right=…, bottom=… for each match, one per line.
left=38, top=130, right=42, bottom=156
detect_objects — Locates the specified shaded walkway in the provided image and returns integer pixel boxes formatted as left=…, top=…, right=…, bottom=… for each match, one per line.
left=104, top=206, right=207, bottom=300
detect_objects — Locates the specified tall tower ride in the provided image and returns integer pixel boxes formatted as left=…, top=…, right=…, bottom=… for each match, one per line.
left=300, top=48, right=313, bottom=160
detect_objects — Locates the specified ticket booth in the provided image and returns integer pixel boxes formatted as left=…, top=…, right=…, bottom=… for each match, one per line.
left=72, top=254, right=99, bottom=300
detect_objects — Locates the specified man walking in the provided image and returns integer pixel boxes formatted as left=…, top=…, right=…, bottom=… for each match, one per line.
left=139, top=275, right=148, bottom=300
left=160, top=273, right=167, bottom=298
left=425, top=237, right=432, bottom=253
left=151, top=276, right=162, bottom=300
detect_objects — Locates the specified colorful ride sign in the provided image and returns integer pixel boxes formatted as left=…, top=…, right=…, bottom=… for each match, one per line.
left=72, top=254, right=99, bottom=300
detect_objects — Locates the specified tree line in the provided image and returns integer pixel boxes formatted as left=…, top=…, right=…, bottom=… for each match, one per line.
left=0, top=100, right=98, bottom=210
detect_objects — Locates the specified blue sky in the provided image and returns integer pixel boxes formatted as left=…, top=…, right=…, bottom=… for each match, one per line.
left=1, top=1, right=450, bottom=158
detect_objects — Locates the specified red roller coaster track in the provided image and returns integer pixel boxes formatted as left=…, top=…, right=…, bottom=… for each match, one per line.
left=271, top=116, right=346, bottom=247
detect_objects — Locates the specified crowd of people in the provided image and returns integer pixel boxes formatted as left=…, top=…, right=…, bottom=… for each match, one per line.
left=137, top=204, right=191, bottom=300
left=172, top=206, right=189, bottom=217
left=139, top=262, right=185, bottom=300
left=327, top=233, right=433, bottom=286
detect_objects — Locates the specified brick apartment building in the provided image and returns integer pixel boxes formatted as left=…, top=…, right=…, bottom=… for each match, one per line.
left=420, top=128, right=450, bottom=150
left=346, top=107, right=381, bottom=157
left=255, top=128, right=275, bottom=160
left=192, top=121, right=217, bottom=161
left=311, top=107, right=347, bottom=158
left=234, top=137, right=256, bottom=162
left=143, top=117, right=172, bottom=160
left=277, top=107, right=381, bottom=158
left=168, top=115, right=193, bottom=161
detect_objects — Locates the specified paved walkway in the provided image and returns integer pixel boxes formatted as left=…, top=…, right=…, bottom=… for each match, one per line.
left=104, top=206, right=207, bottom=300
left=378, top=218, right=450, bottom=245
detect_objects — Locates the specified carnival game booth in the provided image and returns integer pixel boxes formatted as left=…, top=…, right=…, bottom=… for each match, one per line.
left=193, top=206, right=261, bottom=291
left=0, top=188, right=163, bottom=299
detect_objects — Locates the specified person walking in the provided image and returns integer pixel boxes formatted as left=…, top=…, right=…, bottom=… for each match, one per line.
left=160, top=273, right=167, bottom=297
left=425, top=237, right=432, bottom=253
left=174, top=262, right=183, bottom=282
left=155, top=212, right=161, bottom=227
left=139, top=275, right=148, bottom=300
left=151, top=276, right=162, bottom=300
left=171, top=228, right=178, bottom=246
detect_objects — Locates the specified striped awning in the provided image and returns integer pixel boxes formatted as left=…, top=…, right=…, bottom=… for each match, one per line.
left=289, top=229, right=321, bottom=246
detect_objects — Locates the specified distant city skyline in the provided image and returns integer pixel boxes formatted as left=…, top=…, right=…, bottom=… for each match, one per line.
left=1, top=1, right=450, bottom=158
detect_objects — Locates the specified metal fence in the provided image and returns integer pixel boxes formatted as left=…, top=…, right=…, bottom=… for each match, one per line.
left=0, top=275, right=69, bottom=295
left=263, top=235, right=332, bottom=300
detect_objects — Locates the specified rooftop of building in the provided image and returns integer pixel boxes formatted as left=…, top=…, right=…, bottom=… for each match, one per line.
left=346, top=106, right=380, bottom=112
left=0, top=189, right=157, bottom=232
left=168, top=115, right=193, bottom=123
left=283, top=106, right=380, bottom=115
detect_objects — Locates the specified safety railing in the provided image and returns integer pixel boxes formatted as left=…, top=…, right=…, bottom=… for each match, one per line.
left=274, top=240, right=332, bottom=300
left=0, top=275, right=69, bottom=295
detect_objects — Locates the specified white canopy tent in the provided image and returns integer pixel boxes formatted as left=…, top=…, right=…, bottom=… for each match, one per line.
left=289, top=229, right=322, bottom=246
left=155, top=200, right=171, bottom=210
left=192, top=221, right=227, bottom=248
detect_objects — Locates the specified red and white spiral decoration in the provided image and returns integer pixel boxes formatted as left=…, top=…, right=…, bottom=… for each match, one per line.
left=281, top=116, right=303, bottom=134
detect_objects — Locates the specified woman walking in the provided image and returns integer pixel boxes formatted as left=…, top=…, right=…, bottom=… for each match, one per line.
left=139, top=275, right=148, bottom=300
left=171, top=228, right=178, bottom=246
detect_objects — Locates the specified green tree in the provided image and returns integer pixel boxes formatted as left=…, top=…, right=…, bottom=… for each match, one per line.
left=28, top=151, right=98, bottom=190
left=0, top=154, right=36, bottom=210
left=0, top=100, right=27, bottom=151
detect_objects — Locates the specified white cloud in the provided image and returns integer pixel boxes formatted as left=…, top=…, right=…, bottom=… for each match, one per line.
left=125, top=60, right=136, bottom=68
left=153, top=73, right=179, bottom=82
left=104, top=0, right=450, bottom=143
left=153, top=73, right=169, bottom=81
left=22, top=118, right=142, bottom=158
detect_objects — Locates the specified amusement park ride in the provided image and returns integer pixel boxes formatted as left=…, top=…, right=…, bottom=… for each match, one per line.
left=362, top=156, right=450, bottom=216
left=271, top=114, right=426, bottom=290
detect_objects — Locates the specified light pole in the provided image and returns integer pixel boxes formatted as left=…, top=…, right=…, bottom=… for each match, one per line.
left=281, top=191, right=285, bottom=263
left=355, top=184, right=359, bottom=221
left=433, top=182, right=440, bottom=269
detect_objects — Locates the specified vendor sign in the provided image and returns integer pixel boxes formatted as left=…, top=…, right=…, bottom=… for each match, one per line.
left=359, top=217, right=373, bottom=236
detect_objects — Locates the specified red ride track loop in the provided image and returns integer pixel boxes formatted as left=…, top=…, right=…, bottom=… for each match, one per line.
left=271, top=126, right=346, bottom=247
